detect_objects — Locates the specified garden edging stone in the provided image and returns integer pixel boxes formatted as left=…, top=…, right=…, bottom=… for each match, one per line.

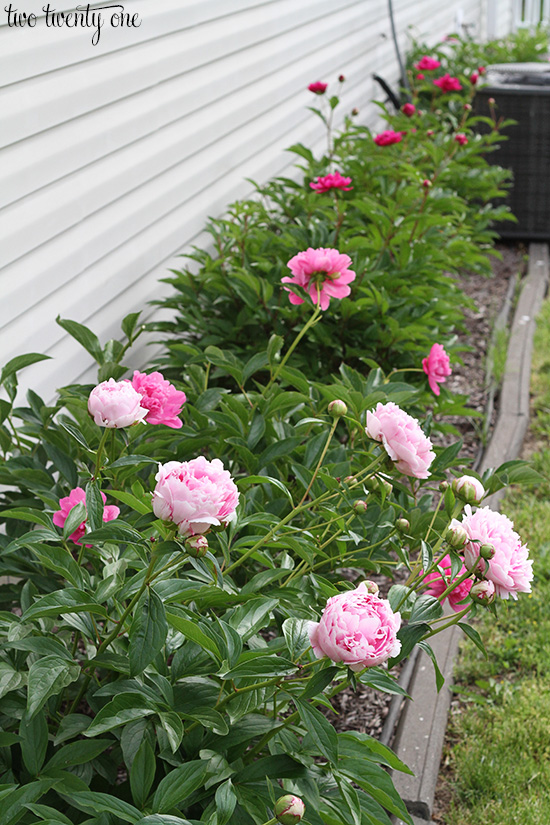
left=389, top=242, right=550, bottom=822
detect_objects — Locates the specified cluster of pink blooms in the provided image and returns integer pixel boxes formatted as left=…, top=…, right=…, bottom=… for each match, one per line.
left=422, top=343, right=452, bottom=396
left=454, top=133, right=468, bottom=146
left=373, top=129, right=403, bottom=147
left=309, top=581, right=401, bottom=669
left=415, top=55, right=441, bottom=71
left=87, top=372, right=186, bottom=429
left=281, top=247, right=356, bottom=311
left=402, top=102, right=416, bottom=117
left=366, top=401, right=435, bottom=478
left=433, top=73, right=463, bottom=93
left=53, top=487, right=119, bottom=544
left=309, top=171, right=353, bottom=193
left=152, top=457, right=239, bottom=536
left=308, top=81, right=327, bottom=94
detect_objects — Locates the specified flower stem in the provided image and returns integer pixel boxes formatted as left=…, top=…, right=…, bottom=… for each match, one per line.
left=265, top=304, right=322, bottom=392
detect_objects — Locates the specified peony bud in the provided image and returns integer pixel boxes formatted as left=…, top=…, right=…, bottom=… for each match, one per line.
left=402, top=102, right=416, bottom=117
left=362, top=579, right=380, bottom=594
left=275, top=795, right=306, bottom=825
left=422, top=179, right=432, bottom=188
left=479, top=543, right=495, bottom=560
left=488, top=97, right=495, bottom=105
left=470, top=72, right=479, bottom=85
left=426, top=129, right=435, bottom=136
left=351, top=107, right=359, bottom=116
left=343, top=475, right=357, bottom=485
left=328, top=399, right=348, bottom=417
left=379, top=478, right=393, bottom=497
left=452, top=475, right=485, bottom=504
left=464, top=102, right=472, bottom=111
left=353, top=499, right=368, bottom=514
left=470, top=579, right=495, bottom=603
left=446, top=521, right=468, bottom=548
left=416, top=72, right=425, bottom=80
left=396, top=518, right=410, bottom=533
left=338, top=74, right=346, bottom=82
left=186, top=535, right=209, bottom=558
left=439, top=480, right=449, bottom=492
left=364, top=476, right=379, bottom=493
left=478, top=66, right=486, bottom=75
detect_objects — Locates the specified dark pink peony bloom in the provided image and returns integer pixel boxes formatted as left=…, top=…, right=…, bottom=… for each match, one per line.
left=402, top=102, right=416, bottom=117
left=424, top=554, right=473, bottom=612
left=282, top=247, right=356, bottom=311
left=53, top=487, right=120, bottom=544
left=470, top=71, right=479, bottom=85
left=373, top=129, right=403, bottom=146
left=416, top=72, right=425, bottom=80
left=422, top=343, right=452, bottom=395
left=131, top=371, right=186, bottom=429
left=308, top=81, right=327, bottom=94
left=454, top=133, right=468, bottom=146
left=309, top=171, right=353, bottom=193
left=415, top=55, right=441, bottom=71
left=433, top=73, right=463, bottom=92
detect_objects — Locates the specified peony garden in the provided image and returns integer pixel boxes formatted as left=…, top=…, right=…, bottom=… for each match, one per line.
left=0, top=31, right=546, bottom=825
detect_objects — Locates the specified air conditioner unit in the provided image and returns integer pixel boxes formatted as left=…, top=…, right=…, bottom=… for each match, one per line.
left=475, top=62, right=550, bottom=240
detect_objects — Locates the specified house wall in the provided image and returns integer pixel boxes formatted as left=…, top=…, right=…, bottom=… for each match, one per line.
left=1, top=0, right=496, bottom=401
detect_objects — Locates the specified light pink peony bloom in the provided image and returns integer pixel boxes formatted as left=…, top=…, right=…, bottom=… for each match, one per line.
left=53, top=487, right=120, bottom=544
left=152, top=457, right=239, bottom=536
left=424, top=554, right=473, bottom=612
left=281, top=247, right=356, bottom=311
left=422, top=343, right=452, bottom=396
left=88, top=378, right=148, bottom=429
left=131, top=371, right=186, bottom=429
left=460, top=505, right=533, bottom=600
left=415, top=55, right=441, bottom=71
left=309, top=171, right=353, bottom=193
left=373, top=129, right=403, bottom=146
left=309, top=582, right=401, bottom=669
left=454, top=133, right=468, bottom=145
left=308, top=81, right=327, bottom=94
left=433, top=73, right=463, bottom=92
left=402, top=102, right=416, bottom=117
left=275, top=795, right=306, bottom=825
left=365, top=401, right=435, bottom=478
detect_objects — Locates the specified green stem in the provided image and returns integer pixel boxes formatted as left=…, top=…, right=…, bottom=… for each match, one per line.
left=296, top=418, right=339, bottom=508
left=265, top=304, right=322, bottom=393
left=94, top=427, right=111, bottom=480
left=425, top=604, right=472, bottom=635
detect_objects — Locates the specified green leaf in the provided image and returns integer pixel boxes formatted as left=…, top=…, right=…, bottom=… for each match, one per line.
left=62, top=501, right=87, bottom=541
left=130, top=739, right=156, bottom=810
left=238, top=475, right=293, bottom=506
left=234, top=754, right=306, bottom=783
left=227, top=598, right=278, bottom=640
left=220, top=655, right=296, bottom=679
left=19, top=710, right=48, bottom=774
left=158, top=711, right=184, bottom=753
left=215, top=779, right=237, bottom=825
left=25, top=804, right=73, bottom=825
left=300, top=666, right=338, bottom=700
left=389, top=623, right=430, bottom=667
left=165, top=612, right=221, bottom=660
left=0, top=353, right=50, bottom=384
left=0, top=779, right=59, bottom=825
left=417, top=641, right=445, bottom=691
left=84, top=694, right=157, bottom=736
left=27, top=657, right=80, bottom=718
left=0, top=508, right=52, bottom=527
left=137, top=817, right=194, bottom=825
left=458, top=622, right=488, bottom=657
left=282, top=618, right=311, bottom=660
left=44, top=738, right=112, bottom=770
left=56, top=317, right=104, bottom=364
left=151, top=761, right=207, bottom=813
left=108, top=489, right=153, bottom=514
left=295, top=698, right=338, bottom=762
left=122, top=311, right=142, bottom=341
left=182, top=706, right=228, bottom=736
left=0, top=661, right=23, bottom=699
left=259, top=437, right=301, bottom=466
left=129, top=588, right=168, bottom=676
left=58, top=415, right=92, bottom=452
left=266, top=334, right=284, bottom=367
left=70, top=791, right=141, bottom=823
left=109, top=455, right=157, bottom=469
left=83, top=522, right=144, bottom=544
left=409, top=594, right=443, bottom=624
left=86, top=480, right=105, bottom=532
left=22, top=588, right=108, bottom=621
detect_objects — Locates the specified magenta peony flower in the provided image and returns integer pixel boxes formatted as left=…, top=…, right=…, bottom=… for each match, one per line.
left=478, top=66, right=486, bottom=75
left=308, top=81, right=327, bottom=94
left=454, top=133, right=468, bottom=145
left=53, top=487, right=120, bottom=544
left=422, top=343, right=452, bottom=395
left=275, top=795, right=306, bottom=825
left=309, top=582, right=401, bottom=669
left=152, top=457, right=239, bottom=536
left=402, top=102, right=416, bottom=117
left=424, top=554, right=473, bottom=612
left=416, top=72, right=425, bottom=80
left=373, top=129, right=403, bottom=146
left=433, top=73, right=463, bottom=93
left=470, top=71, right=479, bottom=85
left=460, top=505, right=533, bottom=600
left=131, top=371, right=186, bottom=429
left=281, top=247, right=356, bottom=311
left=309, top=171, right=353, bottom=193
left=88, top=378, right=148, bottom=429
left=415, top=55, right=441, bottom=71
left=365, top=401, right=435, bottom=478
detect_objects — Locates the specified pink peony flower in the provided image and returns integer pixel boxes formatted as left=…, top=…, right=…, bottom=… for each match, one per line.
left=88, top=378, right=148, bottom=429
left=309, top=171, right=353, bottom=193
left=281, top=247, right=356, bottom=311
left=478, top=66, right=486, bottom=75
left=308, top=81, right=327, bottom=94
left=308, top=582, right=401, bottom=669
left=454, top=133, right=468, bottom=145
left=424, top=554, right=473, bottom=612
left=416, top=73, right=425, bottom=80
left=152, top=457, right=239, bottom=536
left=275, top=795, right=306, bottom=825
left=53, top=487, right=120, bottom=544
left=131, top=371, right=186, bottom=429
left=366, top=401, right=436, bottom=478
left=422, top=343, right=452, bottom=395
left=415, top=55, right=441, bottom=71
left=433, top=73, right=463, bottom=93
left=373, top=129, right=403, bottom=146
left=402, top=102, right=416, bottom=117
left=460, top=505, right=533, bottom=600
left=470, top=71, right=479, bottom=85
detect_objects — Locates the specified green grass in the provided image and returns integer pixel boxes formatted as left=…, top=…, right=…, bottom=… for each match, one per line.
left=443, top=297, right=550, bottom=825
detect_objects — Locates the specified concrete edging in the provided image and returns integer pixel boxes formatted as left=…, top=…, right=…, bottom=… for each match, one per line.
left=389, top=242, right=550, bottom=822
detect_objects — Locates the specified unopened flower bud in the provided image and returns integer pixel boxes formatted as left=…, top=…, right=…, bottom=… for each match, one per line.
left=446, top=522, right=468, bottom=548
left=464, top=102, right=472, bottom=111
left=379, top=478, right=393, bottom=497
left=470, top=579, right=495, bottom=603
left=362, top=579, right=379, bottom=594
left=186, top=535, right=209, bottom=558
left=351, top=107, right=359, bottom=116
left=479, top=543, right=495, bottom=560
left=328, top=399, right=348, bottom=417
left=364, top=476, right=379, bottom=493
left=488, top=97, right=495, bottom=105
left=427, top=129, right=435, bottom=136
left=338, top=74, right=345, bottom=82
left=422, top=179, right=432, bottom=188
left=452, top=475, right=485, bottom=504
left=396, top=518, right=410, bottom=533
left=439, top=480, right=449, bottom=492
left=275, top=795, right=306, bottom=825
left=353, top=499, right=368, bottom=514
left=343, top=475, right=357, bottom=485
